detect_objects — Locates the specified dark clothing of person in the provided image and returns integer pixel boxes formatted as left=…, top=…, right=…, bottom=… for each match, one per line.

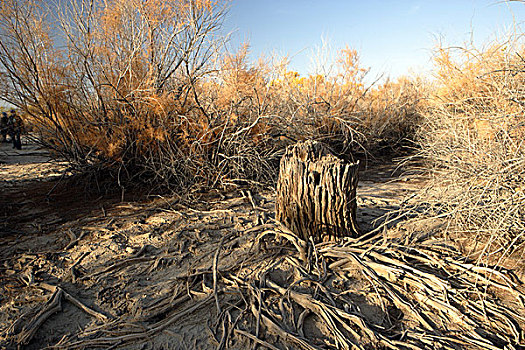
left=0, top=113, right=7, bottom=142
left=7, top=113, right=22, bottom=150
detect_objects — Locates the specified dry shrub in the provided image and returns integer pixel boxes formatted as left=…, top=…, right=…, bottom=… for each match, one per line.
left=0, top=0, right=425, bottom=193
left=0, top=0, right=269, bottom=191
left=274, top=48, right=426, bottom=156
left=413, top=38, right=525, bottom=266
left=360, top=76, right=425, bottom=152
left=204, top=46, right=426, bottom=160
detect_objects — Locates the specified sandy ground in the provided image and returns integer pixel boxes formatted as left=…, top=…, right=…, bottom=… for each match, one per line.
left=1, top=139, right=523, bottom=350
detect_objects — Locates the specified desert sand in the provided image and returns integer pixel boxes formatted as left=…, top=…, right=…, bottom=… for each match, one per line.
left=1, top=138, right=524, bottom=350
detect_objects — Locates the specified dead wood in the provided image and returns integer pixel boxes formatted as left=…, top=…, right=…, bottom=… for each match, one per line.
left=62, top=291, right=109, bottom=322
left=234, top=328, right=282, bottom=350
left=256, top=223, right=308, bottom=262
left=65, top=229, right=87, bottom=250
left=81, top=256, right=153, bottom=281
left=227, top=226, right=525, bottom=349
left=59, top=295, right=215, bottom=349
left=16, top=288, right=63, bottom=345
left=7, top=181, right=524, bottom=350
left=11, top=284, right=109, bottom=346
left=276, top=140, right=360, bottom=242
left=213, top=235, right=227, bottom=316
left=69, top=251, right=90, bottom=283
left=249, top=303, right=321, bottom=350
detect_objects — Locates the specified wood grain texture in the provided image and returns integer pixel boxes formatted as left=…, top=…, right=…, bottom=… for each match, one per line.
left=276, top=140, right=360, bottom=242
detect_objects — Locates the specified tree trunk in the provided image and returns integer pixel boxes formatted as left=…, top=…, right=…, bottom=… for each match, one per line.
left=275, top=140, right=360, bottom=242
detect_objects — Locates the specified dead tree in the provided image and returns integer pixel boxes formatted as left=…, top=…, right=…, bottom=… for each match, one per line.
left=276, top=140, right=360, bottom=242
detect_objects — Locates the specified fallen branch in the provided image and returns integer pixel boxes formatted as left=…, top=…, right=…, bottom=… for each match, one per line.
left=58, top=295, right=215, bottom=349
left=16, top=288, right=63, bottom=345
left=234, top=328, right=282, bottom=350
left=65, top=229, right=87, bottom=250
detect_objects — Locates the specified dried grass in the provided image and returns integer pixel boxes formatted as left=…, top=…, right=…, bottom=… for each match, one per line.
left=0, top=1, right=425, bottom=193
left=408, top=37, right=525, bottom=268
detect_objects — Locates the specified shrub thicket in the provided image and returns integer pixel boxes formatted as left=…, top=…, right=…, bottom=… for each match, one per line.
left=0, top=0, right=425, bottom=192
left=413, top=39, right=525, bottom=265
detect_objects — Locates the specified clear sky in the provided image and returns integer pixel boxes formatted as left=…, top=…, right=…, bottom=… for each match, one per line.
left=222, top=0, right=525, bottom=79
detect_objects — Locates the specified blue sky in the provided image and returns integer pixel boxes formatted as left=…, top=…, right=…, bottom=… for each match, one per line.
left=222, top=1, right=525, bottom=79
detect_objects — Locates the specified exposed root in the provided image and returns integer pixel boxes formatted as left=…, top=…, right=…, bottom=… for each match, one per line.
left=4, top=190, right=524, bottom=350
left=229, top=229, right=525, bottom=349
left=9, top=284, right=109, bottom=346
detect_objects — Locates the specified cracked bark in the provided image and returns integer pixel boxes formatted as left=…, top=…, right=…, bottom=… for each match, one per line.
left=276, top=140, right=360, bottom=242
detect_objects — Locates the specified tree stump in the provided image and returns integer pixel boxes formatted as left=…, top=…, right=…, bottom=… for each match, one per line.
left=275, top=140, right=360, bottom=242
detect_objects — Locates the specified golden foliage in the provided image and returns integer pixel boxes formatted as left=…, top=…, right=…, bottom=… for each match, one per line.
left=414, top=38, right=525, bottom=264
left=1, top=0, right=425, bottom=190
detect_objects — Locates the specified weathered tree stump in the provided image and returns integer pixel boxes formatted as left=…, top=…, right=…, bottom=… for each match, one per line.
left=275, top=140, right=360, bottom=242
